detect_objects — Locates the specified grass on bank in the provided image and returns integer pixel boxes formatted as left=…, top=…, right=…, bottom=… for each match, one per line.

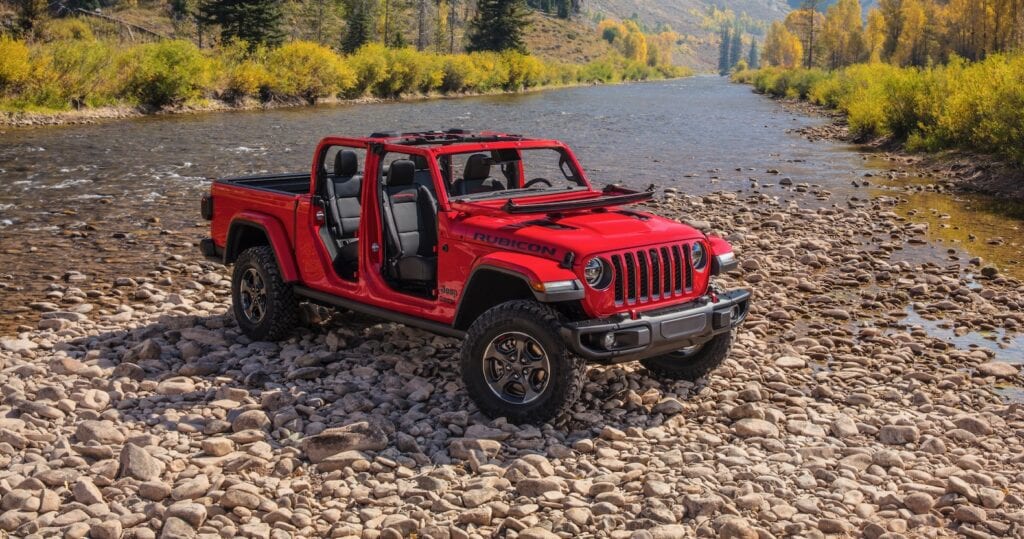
left=0, top=28, right=691, bottom=114
left=731, top=55, right=1024, bottom=164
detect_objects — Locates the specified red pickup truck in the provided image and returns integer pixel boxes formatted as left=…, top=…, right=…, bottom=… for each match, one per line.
left=200, top=130, right=750, bottom=424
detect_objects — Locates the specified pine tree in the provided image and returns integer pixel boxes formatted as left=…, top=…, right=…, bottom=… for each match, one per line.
left=556, top=0, right=569, bottom=19
left=729, top=26, right=743, bottom=68
left=747, top=39, right=759, bottom=69
left=342, top=0, right=374, bottom=52
left=198, top=0, right=285, bottom=48
left=466, top=0, right=529, bottom=52
left=718, top=26, right=731, bottom=75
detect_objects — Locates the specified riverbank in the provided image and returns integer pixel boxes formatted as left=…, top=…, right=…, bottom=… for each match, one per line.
left=775, top=98, right=1024, bottom=203
left=0, top=187, right=1021, bottom=538
left=732, top=57, right=1024, bottom=202
left=0, top=37, right=689, bottom=129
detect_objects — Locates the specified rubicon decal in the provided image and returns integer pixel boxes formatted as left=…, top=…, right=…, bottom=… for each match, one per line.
left=472, top=233, right=558, bottom=256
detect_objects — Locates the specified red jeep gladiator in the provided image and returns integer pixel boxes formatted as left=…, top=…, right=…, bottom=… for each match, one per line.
left=200, top=130, right=750, bottom=424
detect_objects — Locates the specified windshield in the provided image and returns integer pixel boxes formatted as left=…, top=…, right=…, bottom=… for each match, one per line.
left=438, top=148, right=587, bottom=200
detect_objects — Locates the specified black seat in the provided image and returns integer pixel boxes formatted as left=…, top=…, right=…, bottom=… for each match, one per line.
left=381, top=159, right=438, bottom=284
left=452, top=153, right=506, bottom=196
left=409, top=154, right=435, bottom=195
left=328, top=150, right=362, bottom=276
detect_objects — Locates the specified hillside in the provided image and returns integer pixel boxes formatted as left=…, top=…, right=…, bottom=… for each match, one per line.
left=524, top=12, right=617, bottom=64
left=584, top=0, right=792, bottom=70
left=2, top=0, right=790, bottom=70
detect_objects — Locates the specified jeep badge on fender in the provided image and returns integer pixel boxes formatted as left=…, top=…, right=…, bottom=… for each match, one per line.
left=200, top=129, right=751, bottom=424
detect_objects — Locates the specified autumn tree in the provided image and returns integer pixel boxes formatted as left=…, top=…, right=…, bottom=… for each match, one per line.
left=621, top=21, right=648, bottom=62
left=821, top=0, right=866, bottom=68
left=764, top=20, right=804, bottom=68
left=785, top=1, right=825, bottom=67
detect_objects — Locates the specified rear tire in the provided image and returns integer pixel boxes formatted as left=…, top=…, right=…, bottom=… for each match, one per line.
left=461, top=300, right=585, bottom=425
left=640, top=331, right=733, bottom=381
left=231, top=246, right=299, bottom=341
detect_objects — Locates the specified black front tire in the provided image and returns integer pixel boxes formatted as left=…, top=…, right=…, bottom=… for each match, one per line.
left=640, top=331, right=733, bottom=381
left=461, top=300, right=586, bottom=425
left=231, top=246, right=299, bottom=341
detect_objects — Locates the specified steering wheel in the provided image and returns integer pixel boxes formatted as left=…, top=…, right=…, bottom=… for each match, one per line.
left=524, top=177, right=552, bottom=189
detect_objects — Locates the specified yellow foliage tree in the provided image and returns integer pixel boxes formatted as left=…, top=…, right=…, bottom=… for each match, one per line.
left=764, top=21, right=804, bottom=68
left=622, top=31, right=648, bottom=63
left=822, top=0, right=867, bottom=68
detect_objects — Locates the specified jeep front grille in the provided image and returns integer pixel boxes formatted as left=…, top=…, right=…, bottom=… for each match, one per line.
left=610, top=243, right=696, bottom=305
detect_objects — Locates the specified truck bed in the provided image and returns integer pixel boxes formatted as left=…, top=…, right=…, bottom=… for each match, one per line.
left=218, top=173, right=311, bottom=195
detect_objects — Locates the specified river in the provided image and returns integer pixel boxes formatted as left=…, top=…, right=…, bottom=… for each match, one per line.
left=0, top=75, right=1020, bottom=364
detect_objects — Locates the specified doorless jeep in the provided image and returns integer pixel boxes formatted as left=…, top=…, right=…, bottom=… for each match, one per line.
left=200, top=130, right=750, bottom=424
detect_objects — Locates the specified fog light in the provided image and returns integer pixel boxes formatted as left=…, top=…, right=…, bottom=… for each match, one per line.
left=601, top=332, right=616, bottom=350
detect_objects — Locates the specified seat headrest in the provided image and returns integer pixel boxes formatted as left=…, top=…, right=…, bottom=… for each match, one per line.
left=409, top=154, right=428, bottom=170
left=387, top=159, right=416, bottom=186
left=464, top=154, right=492, bottom=181
left=335, top=150, right=358, bottom=177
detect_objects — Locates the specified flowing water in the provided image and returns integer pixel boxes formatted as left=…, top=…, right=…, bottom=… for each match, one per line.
left=0, top=76, right=1021, bottom=366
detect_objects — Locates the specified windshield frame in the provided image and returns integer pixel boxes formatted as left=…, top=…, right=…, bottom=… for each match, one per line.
left=432, top=141, right=593, bottom=204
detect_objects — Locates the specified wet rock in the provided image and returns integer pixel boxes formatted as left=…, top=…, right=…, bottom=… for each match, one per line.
left=976, top=362, right=1018, bottom=379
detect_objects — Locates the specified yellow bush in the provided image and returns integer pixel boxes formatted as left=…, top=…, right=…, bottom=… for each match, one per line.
left=503, top=51, right=544, bottom=90
left=39, top=18, right=96, bottom=42
left=0, top=37, right=32, bottom=92
left=440, top=54, right=482, bottom=93
left=266, top=41, right=355, bottom=102
left=215, top=40, right=271, bottom=100
left=119, top=40, right=214, bottom=107
left=225, top=60, right=271, bottom=100
left=738, top=54, right=1024, bottom=162
left=348, top=43, right=389, bottom=96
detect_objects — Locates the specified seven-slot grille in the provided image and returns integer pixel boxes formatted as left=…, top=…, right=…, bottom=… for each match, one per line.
left=609, top=243, right=697, bottom=305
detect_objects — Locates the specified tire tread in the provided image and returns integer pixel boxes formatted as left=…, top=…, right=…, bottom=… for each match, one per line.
left=461, top=300, right=585, bottom=424
left=232, top=246, right=299, bottom=341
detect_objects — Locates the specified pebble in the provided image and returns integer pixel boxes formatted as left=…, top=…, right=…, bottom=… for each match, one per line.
left=0, top=190, right=1019, bottom=538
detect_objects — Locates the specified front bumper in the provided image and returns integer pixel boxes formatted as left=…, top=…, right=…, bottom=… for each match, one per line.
left=561, top=288, right=751, bottom=364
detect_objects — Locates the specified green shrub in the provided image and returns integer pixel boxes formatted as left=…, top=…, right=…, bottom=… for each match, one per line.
left=266, top=41, right=355, bottom=102
left=119, top=40, right=213, bottom=107
left=33, top=39, right=118, bottom=109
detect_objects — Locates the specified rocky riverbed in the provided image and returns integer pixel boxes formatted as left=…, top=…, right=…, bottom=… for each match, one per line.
left=0, top=186, right=1022, bottom=539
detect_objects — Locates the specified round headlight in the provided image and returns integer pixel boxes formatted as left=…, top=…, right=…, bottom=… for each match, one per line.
left=584, top=257, right=610, bottom=289
left=692, top=243, right=707, bottom=271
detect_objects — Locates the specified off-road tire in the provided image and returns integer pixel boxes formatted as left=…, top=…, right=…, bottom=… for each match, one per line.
left=232, top=246, right=299, bottom=341
left=640, top=331, right=733, bottom=381
left=461, top=300, right=586, bottom=425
